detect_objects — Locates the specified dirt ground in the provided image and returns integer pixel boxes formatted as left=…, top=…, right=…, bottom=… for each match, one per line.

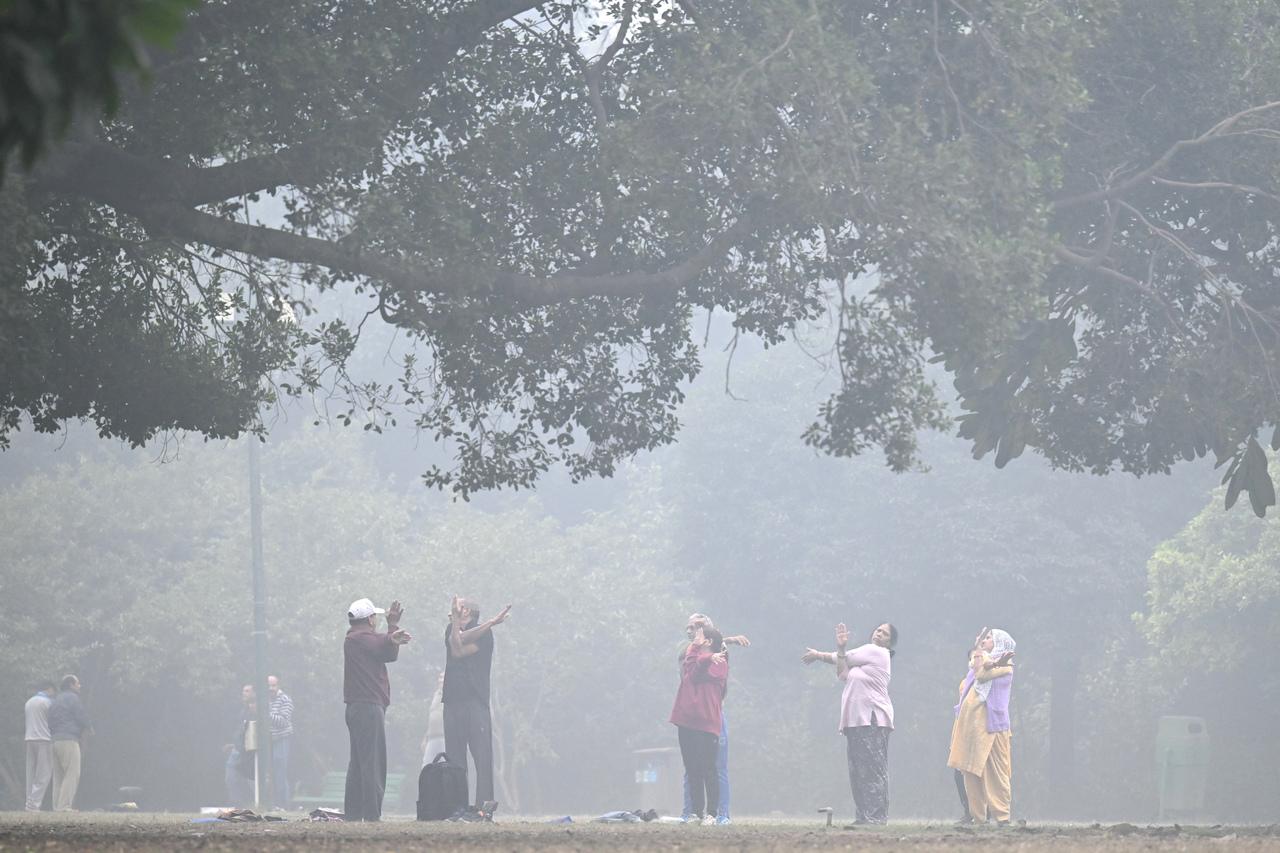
left=1, top=813, right=1276, bottom=852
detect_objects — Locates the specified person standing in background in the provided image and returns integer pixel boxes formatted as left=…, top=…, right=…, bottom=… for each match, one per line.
left=948, top=628, right=1016, bottom=826
left=49, top=675, right=92, bottom=812
left=223, top=684, right=255, bottom=806
left=24, top=681, right=56, bottom=811
left=344, top=597, right=412, bottom=822
left=806, top=622, right=898, bottom=825
left=268, top=675, right=294, bottom=810
left=444, top=596, right=512, bottom=812
left=670, top=624, right=729, bottom=826
left=678, top=613, right=748, bottom=824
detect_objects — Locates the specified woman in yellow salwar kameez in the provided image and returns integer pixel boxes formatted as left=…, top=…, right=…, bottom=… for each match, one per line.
left=947, top=628, right=1016, bottom=825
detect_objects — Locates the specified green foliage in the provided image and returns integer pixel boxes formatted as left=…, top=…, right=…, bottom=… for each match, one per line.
left=7, top=0, right=1280, bottom=510
left=0, top=425, right=685, bottom=811
left=0, top=0, right=198, bottom=169
left=1140, top=479, right=1280, bottom=672
left=1073, top=473, right=1280, bottom=818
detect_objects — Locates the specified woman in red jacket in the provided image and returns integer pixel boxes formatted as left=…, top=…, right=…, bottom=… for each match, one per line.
left=670, top=625, right=729, bottom=825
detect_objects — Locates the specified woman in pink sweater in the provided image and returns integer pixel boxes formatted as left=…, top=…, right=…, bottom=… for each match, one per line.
left=835, top=621, right=897, bottom=825
left=670, top=625, right=729, bottom=825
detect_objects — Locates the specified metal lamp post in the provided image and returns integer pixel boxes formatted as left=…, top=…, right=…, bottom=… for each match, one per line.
left=248, top=433, right=273, bottom=811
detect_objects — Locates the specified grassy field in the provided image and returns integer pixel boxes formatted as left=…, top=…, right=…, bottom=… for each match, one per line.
left=0, top=813, right=1275, bottom=852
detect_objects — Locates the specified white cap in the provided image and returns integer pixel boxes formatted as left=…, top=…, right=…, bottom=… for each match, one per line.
left=347, top=598, right=385, bottom=620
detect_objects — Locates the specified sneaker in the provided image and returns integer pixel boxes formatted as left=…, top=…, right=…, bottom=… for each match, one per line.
left=701, top=814, right=716, bottom=826
left=716, top=816, right=731, bottom=826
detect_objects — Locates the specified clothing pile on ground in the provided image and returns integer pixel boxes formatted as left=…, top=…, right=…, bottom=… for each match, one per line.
left=592, top=809, right=659, bottom=823
left=216, top=808, right=286, bottom=822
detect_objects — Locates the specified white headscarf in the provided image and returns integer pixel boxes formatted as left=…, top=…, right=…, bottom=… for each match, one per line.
left=974, top=629, right=1015, bottom=702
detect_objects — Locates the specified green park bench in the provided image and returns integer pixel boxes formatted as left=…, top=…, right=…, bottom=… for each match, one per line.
left=293, top=771, right=406, bottom=812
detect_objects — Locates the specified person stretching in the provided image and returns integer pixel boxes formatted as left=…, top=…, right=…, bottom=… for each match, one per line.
left=670, top=625, right=728, bottom=826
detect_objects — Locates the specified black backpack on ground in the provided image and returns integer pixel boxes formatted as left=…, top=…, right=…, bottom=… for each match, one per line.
left=417, top=753, right=468, bottom=821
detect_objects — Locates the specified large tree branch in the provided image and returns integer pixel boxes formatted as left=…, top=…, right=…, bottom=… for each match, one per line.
left=129, top=201, right=748, bottom=308
left=35, top=0, right=546, bottom=207
left=185, top=0, right=547, bottom=203
left=1053, top=100, right=1280, bottom=210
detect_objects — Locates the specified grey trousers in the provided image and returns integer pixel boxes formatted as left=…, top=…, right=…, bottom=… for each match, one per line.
left=25, top=741, right=52, bottom=810
left=443, top=699, right=494, bottom=805
left=344, top=703, right=387, bottom=821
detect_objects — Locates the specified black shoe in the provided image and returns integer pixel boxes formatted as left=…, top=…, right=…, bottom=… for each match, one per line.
left=448, top=806, right=486, bottom=823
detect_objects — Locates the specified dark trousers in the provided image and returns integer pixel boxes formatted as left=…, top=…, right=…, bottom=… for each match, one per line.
left=677, top=726, right=719, bottom=819
left=954, top=768, right=970, bottom=817
left=443, top=698, right=494, bottom=806
left=844, top=725, right=890, bottom=824
left=344, top=703, right=386, bottom=821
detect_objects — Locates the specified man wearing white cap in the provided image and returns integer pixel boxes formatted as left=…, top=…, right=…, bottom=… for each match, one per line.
left=343, top=597, right=411, bottom=821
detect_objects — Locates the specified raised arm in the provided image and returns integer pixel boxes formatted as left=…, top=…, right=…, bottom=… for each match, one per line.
left=447, top=615, right=478, bottom=658
left=448, top=598, right=510, bottom=658
left=976, top=664, right=1013, bottom=683
left=834, top=623, right=851, bottom=681
left=380, top=600, right=411, bottom=659
left=975, top=649, right=1013, bottom=681
left=801, top=648, right=840, bottom=665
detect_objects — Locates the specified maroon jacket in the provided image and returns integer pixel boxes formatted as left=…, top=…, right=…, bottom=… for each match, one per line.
left=344, top=624, right=400, bottom=706
left=669, top=644, right=728, bottom=735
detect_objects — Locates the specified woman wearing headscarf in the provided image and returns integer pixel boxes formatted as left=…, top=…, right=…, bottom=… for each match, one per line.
left=947, top=627, right=1016, bottom=825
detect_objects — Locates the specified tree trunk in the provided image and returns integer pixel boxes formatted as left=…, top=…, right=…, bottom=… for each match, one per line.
left=1048, top=649, right=1079, bottom=816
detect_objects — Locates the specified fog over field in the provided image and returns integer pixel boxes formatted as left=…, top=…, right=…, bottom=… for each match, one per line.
left=3, top=0, right=1279, bottom=830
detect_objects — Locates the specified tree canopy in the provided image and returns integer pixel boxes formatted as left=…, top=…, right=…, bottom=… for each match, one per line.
left=7, top=0, right=1280, bottom=509
left=0, top=0, right=198, bottom=168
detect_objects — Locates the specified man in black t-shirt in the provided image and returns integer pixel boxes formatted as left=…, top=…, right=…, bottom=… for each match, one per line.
left=443, top=596, right=511, bottom=809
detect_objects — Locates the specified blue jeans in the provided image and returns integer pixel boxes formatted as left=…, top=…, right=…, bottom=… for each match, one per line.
left=683, top=714, right=729, bottom=818
left=224, top=749, right=252, bottom=806
left=272, top=736, right=290, bottom=808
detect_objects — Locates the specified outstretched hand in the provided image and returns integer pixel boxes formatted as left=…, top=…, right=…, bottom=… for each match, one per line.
left=724, top=634, right=751, bottom=647
left=835, top=622, right=849, bottom=650
left=387, top=600, right=403, bottom=626
left=492, top=604, right=513, bottom=625
left=801, top=648, right=823, bottom=665
left=390, top=628, right=412, bottom=646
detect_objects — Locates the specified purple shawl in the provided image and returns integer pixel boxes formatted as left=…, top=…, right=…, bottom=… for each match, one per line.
left=954, top=669, right=1013, bottom=733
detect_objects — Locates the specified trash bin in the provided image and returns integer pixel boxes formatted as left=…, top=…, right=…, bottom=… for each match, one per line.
left=1156, top=715, right=1209, bottom=818
left=633, top=747, right=682, bottom=815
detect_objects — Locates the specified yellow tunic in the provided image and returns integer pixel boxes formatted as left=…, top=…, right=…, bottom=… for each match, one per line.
left=946, top=665, right=1014, bottom=821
